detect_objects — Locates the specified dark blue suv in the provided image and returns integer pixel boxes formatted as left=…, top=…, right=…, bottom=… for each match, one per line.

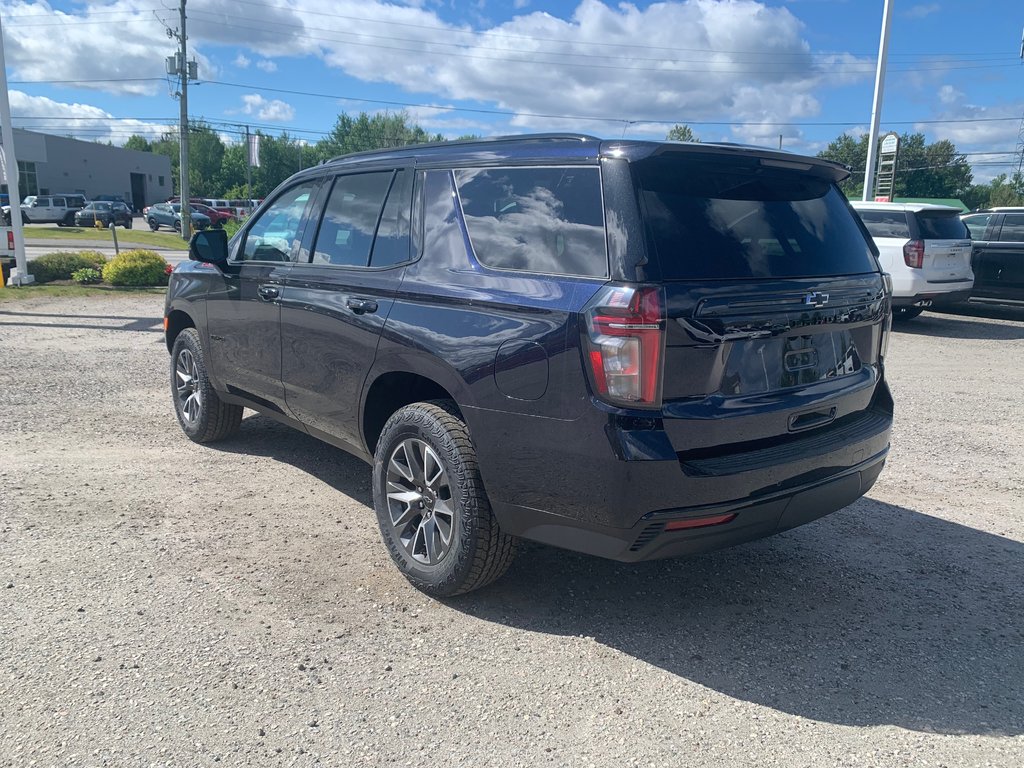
left=165, top=134, right=893, bottom=596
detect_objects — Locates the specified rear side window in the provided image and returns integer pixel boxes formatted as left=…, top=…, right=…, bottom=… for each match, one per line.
left=915, top=211, right=969, bottom=240
left=454, top=167, right=607, bottom=277
left=635, top=158, right=877, bottom=280
left=312, top=172, right=393, bottom=267
left=370, top=170, right=413, bottom=268
left=858, top=210, right=910, bottom=239
left=998, top=214, right=1024, bottom=243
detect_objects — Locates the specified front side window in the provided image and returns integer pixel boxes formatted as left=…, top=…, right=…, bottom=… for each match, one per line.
left=312, top=172, right=393, bottom=267
left=858, top=210, right=911, bottom=239
left=240, top=182, right=316, bottom=262
left=454, top=166, right=607, bottom=277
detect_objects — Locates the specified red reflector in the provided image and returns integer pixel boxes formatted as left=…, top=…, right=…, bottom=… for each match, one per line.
left=6, top=230, right=12, bottom=251
left=664, top=513, right=737, bottom=531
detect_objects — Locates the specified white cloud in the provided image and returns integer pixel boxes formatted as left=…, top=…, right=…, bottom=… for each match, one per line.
left=513, top=0, right=530, bottom=8
left=234, top=53, right=251, bottom=69
left=904, top=4, right=940, bottom=19
left=256, top=60, right=278, bottom=73
left=7, top=91, right=169, bottom=144
left=240, top=94, right=295, bottom=122
left=938, top=85, right=963, bottom=105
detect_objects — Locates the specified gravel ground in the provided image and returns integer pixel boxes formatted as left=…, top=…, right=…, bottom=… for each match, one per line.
left=1, top=295, right=1022, bottom=767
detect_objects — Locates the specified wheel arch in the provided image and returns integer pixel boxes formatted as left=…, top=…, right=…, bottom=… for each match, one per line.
left=361, top=368, right=467, bottom=457
left=164, top=308, right=196, bottom=352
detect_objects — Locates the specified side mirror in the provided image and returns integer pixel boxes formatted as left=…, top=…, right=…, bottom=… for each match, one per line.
left=190, top=227, right=229, bottom=266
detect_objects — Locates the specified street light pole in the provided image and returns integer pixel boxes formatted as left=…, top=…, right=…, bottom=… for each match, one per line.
left=0, top=11, right=34, bottom=285
left=863, top=0, right=894, bottom=202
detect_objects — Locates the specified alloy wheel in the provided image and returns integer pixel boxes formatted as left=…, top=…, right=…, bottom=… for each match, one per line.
left=175, top=348, right=202, bottom=424
left=385, top=438, right=456, bottom=566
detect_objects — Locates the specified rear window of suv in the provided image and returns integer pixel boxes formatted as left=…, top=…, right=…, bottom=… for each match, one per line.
left=635, top=157, right=877, bottom=280
left=914, top=211, right=969, bottom=240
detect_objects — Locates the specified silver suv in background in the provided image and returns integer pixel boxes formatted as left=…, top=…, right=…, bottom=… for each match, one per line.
left=851, top=202, right=974, bottom=320
left=2, top=194, right=88, bottom=226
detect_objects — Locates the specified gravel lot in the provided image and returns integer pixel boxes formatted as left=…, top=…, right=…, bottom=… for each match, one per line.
left=1, top=294, right=1022, bottom=767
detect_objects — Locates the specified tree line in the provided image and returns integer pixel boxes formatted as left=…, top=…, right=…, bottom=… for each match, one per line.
left=124, top=111, right=475, bottom=200
left=124, top=115, right=1024, bottom=209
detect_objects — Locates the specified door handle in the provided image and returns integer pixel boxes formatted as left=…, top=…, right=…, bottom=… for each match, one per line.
left=257, top=285, right=280, bottom=300
left=346, top=298, right=378, bottom=314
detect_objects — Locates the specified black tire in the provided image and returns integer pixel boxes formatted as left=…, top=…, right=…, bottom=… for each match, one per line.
left=148, top=218, right=159, bottom=231
left=125, top=219, right=133, bottom=229
left=173, top=220, right=181, bottom=232
left=373, top=400, right=516, bottom=596
left=170, top=328, right=243, bottom=443
left=894, top=306, right=924, bottom=321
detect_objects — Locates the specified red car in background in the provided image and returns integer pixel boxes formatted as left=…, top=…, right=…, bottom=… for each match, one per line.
left=166, top=198, right=236, bottom=228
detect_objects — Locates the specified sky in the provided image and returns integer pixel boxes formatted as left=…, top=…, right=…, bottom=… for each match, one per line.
left=2, top=0, right=1023, bottom=183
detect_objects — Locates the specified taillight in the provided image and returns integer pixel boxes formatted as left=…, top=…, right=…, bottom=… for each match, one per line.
left=6, top=230, right=13, bottom=251
left=903, top=240, right=924, bottom=268
left=880, top=273, right=893, bottom=362
left=583, top=284, right=666, bottom=408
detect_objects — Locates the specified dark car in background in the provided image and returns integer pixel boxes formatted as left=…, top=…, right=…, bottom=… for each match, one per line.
left=147, top=202, right=211, bottom=232
left=164, top=134, right=893, bottom=596
left=961, top=209, right=1024, bottom=304
left=74, top=201, right=133, bottom=229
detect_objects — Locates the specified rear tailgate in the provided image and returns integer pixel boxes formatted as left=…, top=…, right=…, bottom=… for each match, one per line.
left=632, top=151, right=888, bottom=455
left=916, top=210, right=973, bottom=282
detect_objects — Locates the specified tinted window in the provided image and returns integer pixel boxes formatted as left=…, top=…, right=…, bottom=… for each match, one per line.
left=370, top=170, right=412, bottom=267
left=240, top=182, right=316, bottom=262
left=636, top=158, right=877, bottom=280
left=858, top=210, right=910, bottom=239
left=915, top=211, right=969, bottom=240
left=999, top=214, right=1024, bottom=243
left=312, top=172, right=392, bottom=267
left=51, top=197, right=65, bottom=208
left=454, top=167, right=607, bottom=277
left=962, top=213, right=992, bottom=239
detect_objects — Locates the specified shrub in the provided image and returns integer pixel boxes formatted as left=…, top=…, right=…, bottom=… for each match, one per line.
left=27, top=250, right=107, bottom=283
left=222, top=218, right=241, bottom=239
left=71, top=267, right=103, bottom=285
left=102, top=249, right=169, bottom=286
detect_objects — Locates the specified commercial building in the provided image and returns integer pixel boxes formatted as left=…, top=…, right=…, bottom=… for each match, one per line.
left=0, top=128, right=172, bottom=212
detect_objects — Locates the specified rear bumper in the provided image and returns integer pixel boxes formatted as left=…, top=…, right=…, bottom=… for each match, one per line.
left=466, top=381, right=893, bottom=562
left=892, top=287, right=972, bottom=308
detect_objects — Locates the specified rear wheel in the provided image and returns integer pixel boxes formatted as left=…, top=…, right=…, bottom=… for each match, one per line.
left=373, top=400, right=516, bottom=596
left=125, top=219, right=133, bottom=229
left=170, top=328, right=243, bottom=443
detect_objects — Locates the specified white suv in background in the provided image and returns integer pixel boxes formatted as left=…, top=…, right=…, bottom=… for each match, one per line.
left=851, top=202, right=974, bottom=320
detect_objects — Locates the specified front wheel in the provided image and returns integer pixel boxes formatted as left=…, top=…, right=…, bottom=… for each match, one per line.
left=173, top=220, right=181, bottom=232
left=170, top=328, right=243, bottom=443
left=148, top=218, right=159, bottom=231
left=373, top=400, right=516, bottom=597
left=124, top=219, right=133, bottom=229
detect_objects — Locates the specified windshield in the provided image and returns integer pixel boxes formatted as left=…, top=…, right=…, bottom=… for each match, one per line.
left=635, top=157, right=877, bottom=280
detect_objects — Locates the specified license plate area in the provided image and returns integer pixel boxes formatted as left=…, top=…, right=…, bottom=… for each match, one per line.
left=720, top=331, right=862, bottom=396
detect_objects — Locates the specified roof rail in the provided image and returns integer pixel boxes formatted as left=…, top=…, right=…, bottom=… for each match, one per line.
left=321, top=132, right=602, bottom=166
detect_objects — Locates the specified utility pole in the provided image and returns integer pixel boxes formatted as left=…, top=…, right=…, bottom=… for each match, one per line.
left=245, top=124, right=252, bottom=206
left=0, top=11, right=33, bottom=284
left=177, top=0, right=190, bottom=241
left=863, top=0, right=893, bottom=201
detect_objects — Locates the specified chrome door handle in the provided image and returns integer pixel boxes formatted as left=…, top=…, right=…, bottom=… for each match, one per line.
left=346, top=298, right=378, bottom=314
left=257, top=285, right=280, bottom=300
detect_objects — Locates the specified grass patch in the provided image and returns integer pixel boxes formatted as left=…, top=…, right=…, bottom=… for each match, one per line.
left=23, top=226, right=187, bottom=251
left=0, top=283, right=166, bottom=303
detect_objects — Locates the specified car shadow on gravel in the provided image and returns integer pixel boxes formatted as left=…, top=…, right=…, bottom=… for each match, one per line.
left=449, top=498, right=1023, bottom=736
left=0, top=309, right=162, bottom=333
left=207, top=414, right=373, bottom=504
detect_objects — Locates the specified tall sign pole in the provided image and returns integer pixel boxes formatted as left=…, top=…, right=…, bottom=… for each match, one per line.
left=862, top=0, right=894, bottom=202
left=0, top=11, right=34, bottom=285
left=178, top=0, right=190, bottom=241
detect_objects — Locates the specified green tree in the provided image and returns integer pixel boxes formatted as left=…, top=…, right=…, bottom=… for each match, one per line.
left=987, top=172, right=1024, bottom=207
left=187, top=123, right=226, bottom=198
left=818, top=132, right=972, bottom=200
left=666, top=124, right=699, bottom=143
left=123, top=135, right=151, bottom=152
left=317, top=111, right=443, bottom=159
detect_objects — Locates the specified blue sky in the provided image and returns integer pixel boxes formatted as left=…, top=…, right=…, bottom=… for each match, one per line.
left=3, top=0, right=1023, bottom=181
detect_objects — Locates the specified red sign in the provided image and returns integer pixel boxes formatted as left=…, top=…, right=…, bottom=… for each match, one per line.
left=875, top=196, right=891, bottom=203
